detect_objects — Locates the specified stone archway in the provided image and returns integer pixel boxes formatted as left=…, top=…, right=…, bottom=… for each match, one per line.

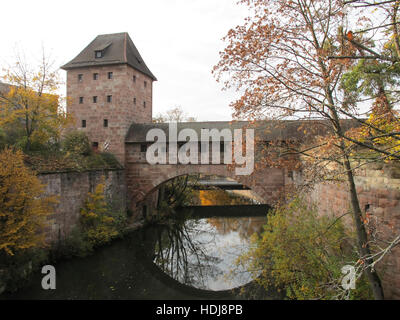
left=125, top=162, right=288, bottom=212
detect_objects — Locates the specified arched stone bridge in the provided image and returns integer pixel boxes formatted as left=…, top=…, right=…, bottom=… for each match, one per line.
left=124, top=120, right=358, bottom=213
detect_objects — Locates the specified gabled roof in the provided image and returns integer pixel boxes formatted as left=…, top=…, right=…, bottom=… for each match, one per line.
left=61, top=32, right=157, bottom=81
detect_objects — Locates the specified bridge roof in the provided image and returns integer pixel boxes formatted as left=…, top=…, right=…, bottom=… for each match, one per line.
left=61, top=32, right=157, bottom=81
left=125, top=119, right=360, bottom=143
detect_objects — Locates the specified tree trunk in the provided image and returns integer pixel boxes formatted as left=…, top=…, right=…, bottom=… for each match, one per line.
left=342, top=155, right=385, bottom=299
left=326, top=89, right=384, bottom=299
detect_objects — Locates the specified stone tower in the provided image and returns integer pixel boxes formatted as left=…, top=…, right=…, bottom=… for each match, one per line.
left=61, top=32, right=157, bottom=164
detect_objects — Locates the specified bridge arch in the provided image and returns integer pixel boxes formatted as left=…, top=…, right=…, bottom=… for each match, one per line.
left=125, top=161, right=288, bottom=212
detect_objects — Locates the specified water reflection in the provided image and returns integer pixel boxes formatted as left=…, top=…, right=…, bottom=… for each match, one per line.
left=153, top=210, right=266, bottom=291
left=1, top=206, right=269, bottom=300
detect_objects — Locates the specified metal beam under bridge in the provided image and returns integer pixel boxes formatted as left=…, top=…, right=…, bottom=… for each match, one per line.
left=189, top=179, right=251, bottom=190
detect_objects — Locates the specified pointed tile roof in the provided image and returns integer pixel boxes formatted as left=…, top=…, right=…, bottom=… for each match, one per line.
left=61, top=32, right=157, bottom=80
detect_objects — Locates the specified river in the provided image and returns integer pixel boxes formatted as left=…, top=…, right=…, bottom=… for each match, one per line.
left=1, top=205, right=278, bottom=300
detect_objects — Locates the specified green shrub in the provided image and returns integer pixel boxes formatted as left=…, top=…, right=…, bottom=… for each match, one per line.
left=62, top=131, right=92, bottom=156
left=238, top=196, right=373, bottom=300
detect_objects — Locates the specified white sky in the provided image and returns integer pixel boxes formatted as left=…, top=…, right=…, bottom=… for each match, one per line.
left=0, top=0, right=249, bottom=121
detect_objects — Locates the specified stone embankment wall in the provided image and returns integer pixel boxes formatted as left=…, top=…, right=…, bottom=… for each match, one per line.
left=308, top=163, right=400, bottom=300
left=38, top=169, right=126, bottom=244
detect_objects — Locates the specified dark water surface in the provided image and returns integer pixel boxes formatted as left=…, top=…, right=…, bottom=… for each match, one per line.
left=1, top=205, right=273, bottom=300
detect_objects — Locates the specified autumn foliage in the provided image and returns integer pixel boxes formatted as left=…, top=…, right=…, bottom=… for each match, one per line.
left=80, top=178, right=119, bottom=246
left=214, top=0, right=390, bottom=299
left=0, top=55, right=72, bottom=152
left=0, top=147, right=55, bottom=256
left=238, top=197, right=372, bottom=300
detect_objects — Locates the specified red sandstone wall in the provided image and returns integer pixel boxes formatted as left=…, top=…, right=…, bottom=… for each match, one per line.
left=39, top=170, right=126, bottom=243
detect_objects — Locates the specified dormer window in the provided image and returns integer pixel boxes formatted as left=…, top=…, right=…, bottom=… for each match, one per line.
left=95, top=50, right=103, bottom=58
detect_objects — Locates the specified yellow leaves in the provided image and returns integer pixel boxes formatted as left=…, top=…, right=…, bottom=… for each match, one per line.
left=79, top=177, right=119, bottom=246
left=0, top=60, right=71, bottom=151
left=0, top=147, right=55, bottom=256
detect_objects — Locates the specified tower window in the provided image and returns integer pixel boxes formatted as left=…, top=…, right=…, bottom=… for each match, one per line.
left=93, top=73, right=98, bottom=80
left=79, top=97, right=84, bottom=104
left=133, top=97, right=136, bottom=105
left=140, top=144, right=147, bottom=152
left=78, top=74, right=83, bottom=82
left=107, top=95, right=112, bottom=103
left=93, top=96, right=97, bottom=103
left=133, top=75, right=136, bottom=83
left=144, top=81, right=147, bottom=88
left=95, top=50, right=102, bottom=58
left=104, top=119, right=108, bottom=128
left=143, top=101, right=146, bottom=108
left=108, top=72, right=113, bottom=79
left=82, top=120, right=86, bottom=128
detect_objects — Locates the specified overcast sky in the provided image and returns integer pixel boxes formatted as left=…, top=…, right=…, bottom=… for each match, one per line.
left=0, top=0, right=249, bottom=121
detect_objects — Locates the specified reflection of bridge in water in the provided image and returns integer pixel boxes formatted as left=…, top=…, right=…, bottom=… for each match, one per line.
left=137, top=206, right=279, bottom=299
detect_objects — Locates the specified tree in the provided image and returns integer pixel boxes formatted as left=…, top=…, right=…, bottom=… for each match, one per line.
left=214, top=0, right=385, bottom=299
left=331, top=0, right=400, bottom=288
left=80, top=177, right=119, bottom=246
left=153, top=106, right=197, bottom=123
left=0, top=147, right=55, bottom=256
left=0, top=51, right=71, bottom=152
left=238, top=196, right=372, bottom=300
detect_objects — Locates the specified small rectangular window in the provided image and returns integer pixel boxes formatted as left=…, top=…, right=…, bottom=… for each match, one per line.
left=108, top=72, right=113, bottom=79
left=78, top=74, right=83, bottom=82
left=82, top=120, right=86, bottom=128
left=143, top=101, right=146, bottom=108
left=133, top=97, right=136, bottom=105
left=140, top=144, right=147, bottom=152
left=104, top=119, right=108, bottom=128
left=144, top=81, right=147, bottom=88
left=93, top=73, right=98, bottom=80
left=93, top=96, right=97, bottom=103
left=79, top=97, right=84, bottom=104
left=107, top=95, right=112, bottom=103
left=133, top=75, right=136, bottom=83
left=95, top=51, right=102, bottom=58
